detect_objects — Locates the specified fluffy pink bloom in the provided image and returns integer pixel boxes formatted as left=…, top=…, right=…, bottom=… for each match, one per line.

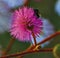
left=10, top=7, right=43, bottom=42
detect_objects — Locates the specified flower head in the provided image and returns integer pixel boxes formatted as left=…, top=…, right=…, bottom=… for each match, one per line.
left=10, top=7, right=43, bottom=42
left=3, top=0, right=26, bottom=8
left=0, top=0, right=11, bottom=33
left=55, top=0, right=60, bottom=16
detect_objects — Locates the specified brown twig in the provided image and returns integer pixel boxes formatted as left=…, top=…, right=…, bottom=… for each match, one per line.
left=32, top=32, right=37, bottom=45
left=16, top=31, right=60, bottom=58
left=23, top=0, right=29, bottom=6
left=1, top=31, right=60, bottom=58
left=0, top=48, right=53, bottom=58
left=16, top=45, right=35, bottom=58
left=37, top=31, right=60, bottom=46
left=16, top=31, right=38, bottom=58
left=2, top=38, right=15, bottom=55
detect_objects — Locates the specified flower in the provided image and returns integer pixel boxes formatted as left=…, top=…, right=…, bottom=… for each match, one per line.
left=10, top=7, right=43, bottom=42
left=0, top=0, right=11, bottom=33
left=42, top=18, right=54, bottom=37
left=55, top=0, right=60, bottom=16
left=31, top=18, right=54, bottom=47
left=3, top=0, right=28, bottom=8
left=0, top=0, right=27, bottom=33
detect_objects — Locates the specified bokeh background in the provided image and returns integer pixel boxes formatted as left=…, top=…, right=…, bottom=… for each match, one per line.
left=0, top=0, right=60, bottom=58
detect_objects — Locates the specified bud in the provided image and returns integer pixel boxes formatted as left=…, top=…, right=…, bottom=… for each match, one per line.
left=53, top=44, right=60, bottom=58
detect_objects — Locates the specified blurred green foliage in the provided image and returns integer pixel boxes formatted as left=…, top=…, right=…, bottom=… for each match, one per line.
left=0, top=0, right=60, bottom=58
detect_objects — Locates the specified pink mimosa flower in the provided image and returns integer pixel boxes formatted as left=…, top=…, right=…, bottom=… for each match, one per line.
left=10, top=7, right=43, bottom=42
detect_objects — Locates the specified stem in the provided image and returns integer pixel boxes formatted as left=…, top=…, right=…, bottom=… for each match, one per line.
left=37, top=31, right=60, bottom=46
left=16, top=45, right=36, bottom=58
left=1, top=31, right=60, bottom=58
left=24, top=0, right=29, bottom=6
left=32, top=32, right=37, bottom=45
left=0, top=48, right=53, bottom=58
left=16, top=31, right=60, bottom=58
left=2, top=38, right=15, bottom=55
left=16, top=55, right=23, bottom=58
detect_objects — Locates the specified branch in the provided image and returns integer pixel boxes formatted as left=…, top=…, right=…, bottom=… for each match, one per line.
left=32, top=32, right=37, bottom=45
left=0, top=48, right=53, bottom=58
left=24, top=0, right=29, bottom=6
left=1, top=31, right=60, bottom=58
left=37, top=31, right=60, bottom=46
left=2, top=38, right=15, bottom=55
